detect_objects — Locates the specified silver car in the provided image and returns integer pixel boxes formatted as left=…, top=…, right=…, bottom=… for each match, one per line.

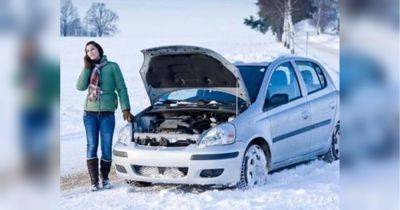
left=113, top=45, right=340, bottom=188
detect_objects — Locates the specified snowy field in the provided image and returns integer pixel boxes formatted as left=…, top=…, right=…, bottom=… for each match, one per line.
left=61, top=161, right=339, bottom=210
left=60, top=0, right=339, bottom=209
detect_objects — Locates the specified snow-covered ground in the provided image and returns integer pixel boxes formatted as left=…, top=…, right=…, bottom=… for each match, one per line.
left=61, top=161, right=339, bottom=210
left=61, top=1, right=339, bottom=209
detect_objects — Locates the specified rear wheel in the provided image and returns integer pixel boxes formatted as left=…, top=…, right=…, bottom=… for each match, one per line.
left=323, top=123, right=340, bottom=163
left=237, top=144, right=269, bottom=189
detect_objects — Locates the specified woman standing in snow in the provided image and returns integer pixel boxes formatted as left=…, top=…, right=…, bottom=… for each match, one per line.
left=76, top=41, right=133, bottom=191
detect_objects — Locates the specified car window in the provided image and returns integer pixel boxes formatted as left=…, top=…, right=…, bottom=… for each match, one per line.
left=265, top=62, right=301, bottom=109
left=296, top=61, right=327, bottom=94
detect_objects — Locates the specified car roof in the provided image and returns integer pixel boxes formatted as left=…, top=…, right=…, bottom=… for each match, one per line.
left=233, top=55, right=319, bottom=68
left=235, top=64, right=268, bottom=68
left=275, top=54, right=320, bottom=63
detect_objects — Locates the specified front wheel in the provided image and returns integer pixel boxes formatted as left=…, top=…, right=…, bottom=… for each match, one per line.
left=237, top=144, right=269, bottom=189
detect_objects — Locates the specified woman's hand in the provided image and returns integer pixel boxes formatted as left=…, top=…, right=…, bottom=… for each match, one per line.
left=123, top=110, right=134, bottom=122
left=84, top=55, right=92, bottom=69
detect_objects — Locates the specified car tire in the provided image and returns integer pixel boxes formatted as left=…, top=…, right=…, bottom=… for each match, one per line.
left=126, top=180, right=152, bottom=188
left=237, top=143, right=269, bottom=189
left=323, top=122, right=340, bottom=163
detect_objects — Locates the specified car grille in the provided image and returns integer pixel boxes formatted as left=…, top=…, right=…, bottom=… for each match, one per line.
left=135, top=140, right=193, bottom=147
left=132, top=165, right=188, bottom=178
left=133, top=133, right=199, bottom=147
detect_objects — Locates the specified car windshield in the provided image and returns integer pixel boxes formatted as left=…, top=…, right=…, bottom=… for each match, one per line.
left=237, top=65, right=268, bottom=103
left=156, top=89, right=245, bottom=106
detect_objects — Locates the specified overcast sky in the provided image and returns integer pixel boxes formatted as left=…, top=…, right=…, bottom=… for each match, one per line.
left=71, top=0, right=260, bottom=38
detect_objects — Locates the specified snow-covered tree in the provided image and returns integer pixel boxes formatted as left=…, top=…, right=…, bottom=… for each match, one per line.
left=282, top=0, right=295, bottom=53
left=60, top=0, right=80, bottom=36
left=312, top=0, right=339, bottom=34
left=84, top=3, right=119, bottom=37
left=245, top=0, right=314, bottom=54
left=243, top=15, right=268, bottom=34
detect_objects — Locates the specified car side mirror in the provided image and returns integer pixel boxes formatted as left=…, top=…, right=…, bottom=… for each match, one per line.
left=264, top=93, right=289, bottom=111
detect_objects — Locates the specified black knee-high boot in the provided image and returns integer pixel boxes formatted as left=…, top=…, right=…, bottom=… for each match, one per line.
left=100, top=159, right=111, bottom=180
left=87, top=158, right=99, bottom=190
left=100, top=159, right=112, bottom=189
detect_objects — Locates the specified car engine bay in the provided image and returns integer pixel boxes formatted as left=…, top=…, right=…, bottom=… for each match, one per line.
left=133, top=110, right=235, bottom=147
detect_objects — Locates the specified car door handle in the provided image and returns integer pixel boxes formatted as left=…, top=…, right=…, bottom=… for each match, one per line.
left=329, top=102, right=336, bottom=110
left=301, top=111, right=310, bottom=120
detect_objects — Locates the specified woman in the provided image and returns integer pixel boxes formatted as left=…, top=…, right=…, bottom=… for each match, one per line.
left=76, top=41, right=133, bottom=191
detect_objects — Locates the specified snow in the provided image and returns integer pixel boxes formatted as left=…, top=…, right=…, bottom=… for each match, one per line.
left=61, top=1, right=339, bottom=209
left=60, top=161, right=339, bottom=210
left=294, top=19, right=317, bottom=33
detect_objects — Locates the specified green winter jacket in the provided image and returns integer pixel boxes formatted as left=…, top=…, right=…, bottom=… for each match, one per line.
left=76, top=56, right=130, bottom=112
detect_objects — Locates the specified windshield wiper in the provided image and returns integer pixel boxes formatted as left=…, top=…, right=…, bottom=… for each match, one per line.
left=155, top=99, right=236, bottom=108
left=195, top=99, right=236, bottom=107
left=154, top=99, right=179, bottom=105
left=155, top=99, right=198, bottom=107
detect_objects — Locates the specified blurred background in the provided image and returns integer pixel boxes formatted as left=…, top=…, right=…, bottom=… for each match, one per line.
left=0, top=0, right=59, bottom=209
left=0, top=0, right=398, bottom=209
left=341, top=0, right=399, bottom=209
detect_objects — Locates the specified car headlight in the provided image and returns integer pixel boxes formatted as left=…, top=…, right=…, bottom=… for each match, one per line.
left=118, top=123, right=133, bottom=146
left=198, top=123, right=236, bottom=147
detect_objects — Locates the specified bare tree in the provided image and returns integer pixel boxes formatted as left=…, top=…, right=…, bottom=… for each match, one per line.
left=85, top=3, right=119, bottom=37
left=312, top=0, right=339, bottom=34
left=70, top=18, right=84, bottom=36
left=256, top=0, right=313, bottom=53
left=60, top=0, right=80, bottom=36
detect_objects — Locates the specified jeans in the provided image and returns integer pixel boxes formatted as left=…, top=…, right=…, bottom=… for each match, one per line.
left=20, top=109, right=52, bottom=173
left=83, top=111, right=115, bottom=161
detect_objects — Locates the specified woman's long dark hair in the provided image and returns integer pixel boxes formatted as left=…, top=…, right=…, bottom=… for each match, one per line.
left=84, top=41, right=104, bottom=69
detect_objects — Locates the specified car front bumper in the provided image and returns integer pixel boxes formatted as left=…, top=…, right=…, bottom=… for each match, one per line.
left=112, top=141, right=245, bottom=186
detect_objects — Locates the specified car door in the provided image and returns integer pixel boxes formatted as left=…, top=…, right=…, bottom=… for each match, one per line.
left=295, top=60, right=337, bottom=152
left=262, top=61, right=312, bottom=164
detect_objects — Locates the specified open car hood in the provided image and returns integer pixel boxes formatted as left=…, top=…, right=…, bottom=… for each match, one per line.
left=139, top=45, right=250, bottom=105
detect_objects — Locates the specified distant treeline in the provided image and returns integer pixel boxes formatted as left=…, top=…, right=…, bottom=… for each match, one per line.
left=244, top=0, right=339, bottom=53
left=60, top=0, right=119, bottom=37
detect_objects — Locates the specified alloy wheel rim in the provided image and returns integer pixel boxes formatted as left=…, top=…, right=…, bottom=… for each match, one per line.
left=245, top=145, right=268, bottom=187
